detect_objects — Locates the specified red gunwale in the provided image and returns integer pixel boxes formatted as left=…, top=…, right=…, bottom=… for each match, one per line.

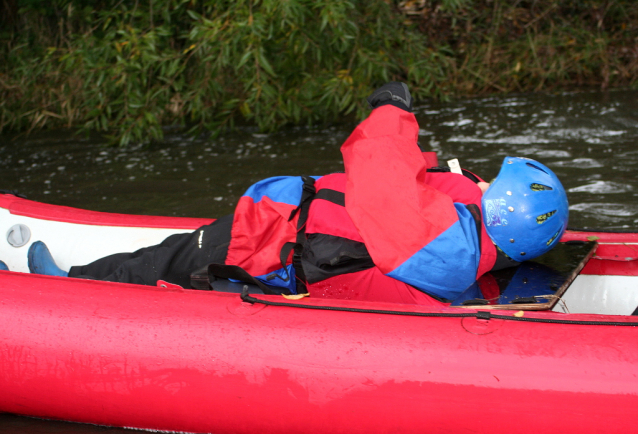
left=0, top=193, right=213, bottom=229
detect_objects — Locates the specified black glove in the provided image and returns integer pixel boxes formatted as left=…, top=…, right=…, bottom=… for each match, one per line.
left=367, top=82, right=413, bottom=113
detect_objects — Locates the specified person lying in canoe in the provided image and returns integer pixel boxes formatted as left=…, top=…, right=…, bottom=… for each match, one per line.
left=22, top=82, right=569, bottom=306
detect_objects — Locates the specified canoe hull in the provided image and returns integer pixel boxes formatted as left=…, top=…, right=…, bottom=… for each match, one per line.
left=1, top=193, right=638, bottom=433
left=2, top=271, right=638, bottom=433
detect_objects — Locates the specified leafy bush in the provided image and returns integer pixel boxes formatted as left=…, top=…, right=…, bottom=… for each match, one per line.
left=1, top=0, right=637, bottom=145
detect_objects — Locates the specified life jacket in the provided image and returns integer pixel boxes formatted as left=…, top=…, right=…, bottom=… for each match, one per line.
left=220, top=160, right=496, bottom=303
left=300, top=170, right=496, bottom=304
left=223, top=175, right=317, bottom=294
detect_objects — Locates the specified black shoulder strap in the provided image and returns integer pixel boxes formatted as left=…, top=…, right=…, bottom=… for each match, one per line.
left=282, top=175, right=316, bottom=296
left=192, top=176, right=316, bottom=296
left=279, top=241, right=308, bottom=294
left=314, top=188, right=345, bottom=206
left=288, top=176, right=316, bottom=223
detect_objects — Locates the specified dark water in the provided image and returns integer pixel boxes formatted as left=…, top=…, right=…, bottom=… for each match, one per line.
left=1, top=88, right=637, bottom=433
left=2, top=89, right=638, bottom=229
left=0, top=414, right=131, bottom=433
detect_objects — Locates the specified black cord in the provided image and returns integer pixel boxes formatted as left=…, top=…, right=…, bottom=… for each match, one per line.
left=240, top=287, right=638, bottom=327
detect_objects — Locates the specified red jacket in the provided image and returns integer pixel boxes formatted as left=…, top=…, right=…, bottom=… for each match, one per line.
left=225, top=105, right=497, bottom=304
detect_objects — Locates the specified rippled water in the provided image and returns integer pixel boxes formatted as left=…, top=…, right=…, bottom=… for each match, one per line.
left=1, top=88, right=637, bottom=432
left=417, top=90, right=638, bottom=229
left=2, top=88, right=638, bottom=230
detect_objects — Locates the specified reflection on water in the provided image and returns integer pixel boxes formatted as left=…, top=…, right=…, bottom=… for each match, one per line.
left=568, top=180, right=633, bottom=194
left=1, top=88, right=638, bottom=433
left=1, top=89, right=638, bottom=229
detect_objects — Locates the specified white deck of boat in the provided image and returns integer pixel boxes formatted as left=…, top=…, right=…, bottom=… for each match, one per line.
left=0, top=207, right=188, bottom=274
left=554, top=274, right=638, bottom=316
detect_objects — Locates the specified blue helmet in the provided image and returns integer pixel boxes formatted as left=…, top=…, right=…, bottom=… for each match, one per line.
left=482, top=157, right=569, bottom=261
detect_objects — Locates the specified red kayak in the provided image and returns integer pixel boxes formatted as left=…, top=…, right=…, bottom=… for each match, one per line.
left=1, top=191, right=637, bottom=433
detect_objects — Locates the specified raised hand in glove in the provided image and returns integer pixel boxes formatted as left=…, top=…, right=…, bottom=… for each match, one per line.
left=367, top=82, right=413, bottom=113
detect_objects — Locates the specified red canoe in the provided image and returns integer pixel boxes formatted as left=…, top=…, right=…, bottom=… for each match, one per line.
left=1, top=192, right=637, bottom=433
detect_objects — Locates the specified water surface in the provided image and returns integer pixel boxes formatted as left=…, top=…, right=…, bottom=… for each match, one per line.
left=2, top=89, right=637, bottom=229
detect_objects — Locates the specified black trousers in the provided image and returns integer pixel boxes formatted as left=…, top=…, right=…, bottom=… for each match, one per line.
left=68, top=214, right=234, bottom=288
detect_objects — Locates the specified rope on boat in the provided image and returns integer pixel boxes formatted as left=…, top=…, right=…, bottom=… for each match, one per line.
left=240, top=286, right=638, bottom=327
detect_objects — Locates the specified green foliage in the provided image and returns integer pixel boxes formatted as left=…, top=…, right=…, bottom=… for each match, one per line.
left=2, top=0, right=638, bottom=145
left=399, top=0, right=638, bottom=94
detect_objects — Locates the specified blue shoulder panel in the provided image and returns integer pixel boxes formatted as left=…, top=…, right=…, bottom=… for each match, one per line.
left=387, top=204, right=481, bottom=300
left=243, top=176, right=322, bottom=206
